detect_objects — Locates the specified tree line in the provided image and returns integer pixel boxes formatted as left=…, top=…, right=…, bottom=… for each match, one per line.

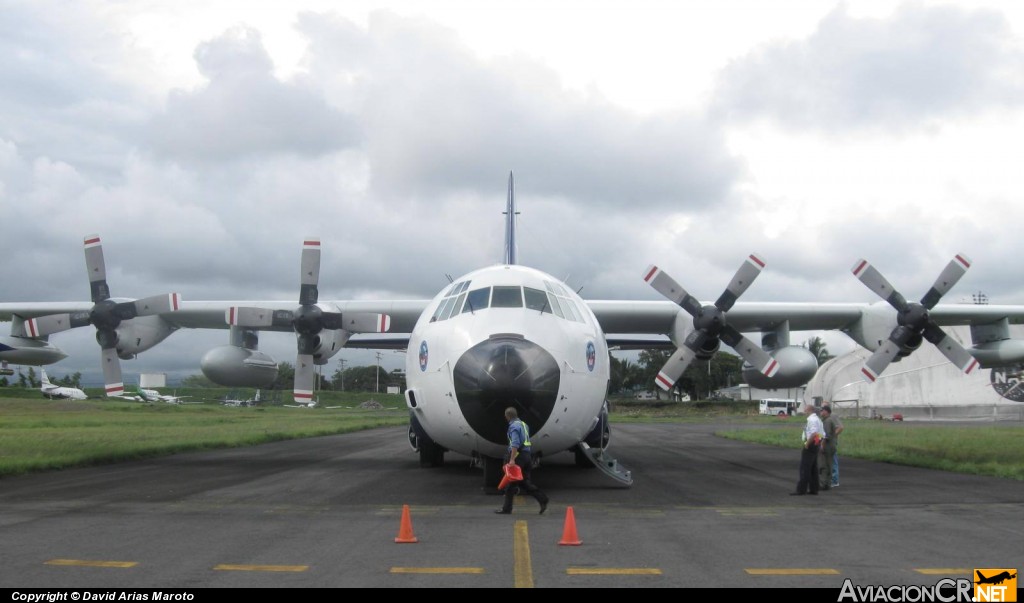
left=180, top=362, right=406, bottom=393
left=0, top=367, right=82, bottom=388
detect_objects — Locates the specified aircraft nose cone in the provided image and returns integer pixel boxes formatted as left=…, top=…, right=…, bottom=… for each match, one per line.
left=453, top=335, right=560, bottom=446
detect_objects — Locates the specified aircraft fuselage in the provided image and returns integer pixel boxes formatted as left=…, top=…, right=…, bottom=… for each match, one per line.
left=405, top=264, right=609, bottom=460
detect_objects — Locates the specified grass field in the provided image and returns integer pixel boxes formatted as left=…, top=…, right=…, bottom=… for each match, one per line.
left=0, top=393, right=408, bottom=477
left=2, top=392, right=1022, bottom=480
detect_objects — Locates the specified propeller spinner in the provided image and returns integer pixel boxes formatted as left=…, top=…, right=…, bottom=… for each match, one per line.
left=643, top=254, right=779, bottom=392
left=852, top=254, right=979, bottom=382
left=25, top=235, right=181, bottom=396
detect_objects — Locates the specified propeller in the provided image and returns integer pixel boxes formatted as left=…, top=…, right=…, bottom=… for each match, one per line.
left=643, top=254, right=779, bottom=391
left=851, top=254, right=979, bottom=382
left=25, top=235, right=181, bottom=397
left=227, top=238, right=390, bottom=405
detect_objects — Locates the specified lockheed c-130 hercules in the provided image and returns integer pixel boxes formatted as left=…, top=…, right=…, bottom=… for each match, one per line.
left=4, top=173, right=1024, bottom=487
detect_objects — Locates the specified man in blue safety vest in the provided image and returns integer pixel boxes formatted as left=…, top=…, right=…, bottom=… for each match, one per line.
left=495, top=407, right=549, bottom=515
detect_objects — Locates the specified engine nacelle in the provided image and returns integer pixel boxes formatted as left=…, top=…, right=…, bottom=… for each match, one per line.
left=970, top=340, right=1024, bottom=367
left=201, top=345, right=278, bottom=387
left=844, top=302, right=897, bottom=352
left=0, top=335, right=67, bottom=365
left=743, top=345, right=819, bottom=389
left=301, top=329, right=351, bottom=365
left=114, top=315, right=178, bottom=360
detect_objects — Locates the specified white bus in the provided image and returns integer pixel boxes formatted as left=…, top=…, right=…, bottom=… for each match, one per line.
left=759, top=398, right=800, bottom=416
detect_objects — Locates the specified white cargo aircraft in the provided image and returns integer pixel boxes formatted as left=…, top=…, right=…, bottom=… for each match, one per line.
left=4, top=173, right=1024, bottom=486
left=39, top=369, right=88, bottom=400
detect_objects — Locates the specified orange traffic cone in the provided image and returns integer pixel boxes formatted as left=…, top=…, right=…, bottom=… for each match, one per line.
left=558, top=506, right=582, bottom=546
left=395, top=504, right=419, bottom=543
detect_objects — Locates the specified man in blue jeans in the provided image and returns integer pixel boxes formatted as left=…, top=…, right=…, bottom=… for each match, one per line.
left=495, top=407, right=549, bottom=515
left=821, top=404, right=844, bottom=488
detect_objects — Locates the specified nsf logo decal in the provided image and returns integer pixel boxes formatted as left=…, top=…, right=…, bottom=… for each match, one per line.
left=419, top=340, right=429, bottom=372
left=586, top=341, right=596, bottom=372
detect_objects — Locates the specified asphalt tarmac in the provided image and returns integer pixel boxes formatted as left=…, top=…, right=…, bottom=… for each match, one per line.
left=0, top=421, right=1021, bottom=588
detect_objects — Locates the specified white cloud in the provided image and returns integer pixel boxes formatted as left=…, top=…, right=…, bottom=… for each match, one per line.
left=713, top=3, right=1024, bottom=130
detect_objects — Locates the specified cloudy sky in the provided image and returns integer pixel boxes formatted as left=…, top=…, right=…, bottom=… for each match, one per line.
left=3, top=0, right=1024, bottom=385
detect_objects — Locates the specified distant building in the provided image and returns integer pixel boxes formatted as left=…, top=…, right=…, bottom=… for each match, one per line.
left=140, top=373, right=167, bottom=388
left=804, top=325, right=1024, bottom=421
left=716, top=383, right=805, bottom=403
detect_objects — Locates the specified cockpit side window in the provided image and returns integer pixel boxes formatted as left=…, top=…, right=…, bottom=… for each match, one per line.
left=431, top=280, right=472, bottom=321
left=492, top=286, right=524, bottom=308
left=542, top=280, right=586, bottom=323
left=463, top=287, right=491, bottom=313
left=524, top=287, right=551, bottom=313
left=444, top=292, right=467, bottom=320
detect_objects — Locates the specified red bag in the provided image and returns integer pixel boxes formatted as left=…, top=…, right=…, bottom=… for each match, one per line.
left=497, top=462, right=524, bottom=491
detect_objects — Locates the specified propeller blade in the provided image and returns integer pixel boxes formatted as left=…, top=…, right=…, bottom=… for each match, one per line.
left=83, top=234, right=111, bottom=303
left=920, top=254, right=971, bottom=309
left=923, top=323, right=980, bottom=374
left=654, top=345, right=699, bottom=391
left=851, top=259, right=908, bottom=311
left=101, top=347, right=124, bottom=397
left=328, top=312, right=391, bottom=333
left=642, top=265, right=702, bottom=317
left=860, top=339, right=902, bottom=383
left=226, top=307, right=294, bottom=328
left=720, top=326, right=779, bottom=377
left=130, top=293, right=181, bottom=316
left=24, top=312, right=91, bottom=337
left=294, top=353, right=316, bottom=404
left=714, top=253, right=766, bottom=312
left=299, top=238, right=321, bottom=306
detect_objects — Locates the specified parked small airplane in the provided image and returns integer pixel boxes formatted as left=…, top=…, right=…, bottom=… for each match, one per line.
left=40, top=369, right=87, bottom=400
left=222, top=389, right=260, bottom=407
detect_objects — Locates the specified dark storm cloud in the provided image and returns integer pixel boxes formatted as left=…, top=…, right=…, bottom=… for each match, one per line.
left=713, top=4, right=1024, bottom=130
left=147, top=27, right=361, bottom=162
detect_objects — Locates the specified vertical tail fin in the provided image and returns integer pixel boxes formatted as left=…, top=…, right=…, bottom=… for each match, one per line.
left=41, top=369, right=51, bottom=385
left=503, top=171, right=518, bottom=265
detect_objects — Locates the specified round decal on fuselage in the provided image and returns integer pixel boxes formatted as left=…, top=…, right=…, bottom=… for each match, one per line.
left=419, top=340, right=429, bottom=371
left=586, top=341, right=596, bottom=372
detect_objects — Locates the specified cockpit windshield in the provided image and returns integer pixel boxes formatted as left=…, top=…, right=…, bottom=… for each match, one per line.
left=430, top=281, right=587, bottom=324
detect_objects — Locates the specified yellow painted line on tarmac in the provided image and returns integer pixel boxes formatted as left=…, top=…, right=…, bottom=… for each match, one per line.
left=915, top=568, right=971, bottom=575
left=214, top=564, right=309, bottom=572
left=717, top=508, right=780, bottom=517
left=567, top=568, right=663, bottom=576
left=45, top=559, right=137, bottom=568
left=390, top=567, right=486, bottom=574
left=746, top=568, right=841, bottom=575
left=514, top=520, right=534, bottom=588
left=375, top=506, right=441, bottom=516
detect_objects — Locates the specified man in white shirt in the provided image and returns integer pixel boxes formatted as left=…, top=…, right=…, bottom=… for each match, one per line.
left=792, top=404, right=826, bottom=496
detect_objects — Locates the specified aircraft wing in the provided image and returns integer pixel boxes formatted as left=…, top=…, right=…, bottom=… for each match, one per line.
left=0, top=302, right=94, bottom=320
left=0, top=300, right=431, bottom=333
left=587, top=300, right=1024, bottom=335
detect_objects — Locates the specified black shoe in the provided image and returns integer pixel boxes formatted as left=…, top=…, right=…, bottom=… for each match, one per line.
left=539, top=501, right=548, bottom=515
left=494, top=509, right=511, bottom=514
